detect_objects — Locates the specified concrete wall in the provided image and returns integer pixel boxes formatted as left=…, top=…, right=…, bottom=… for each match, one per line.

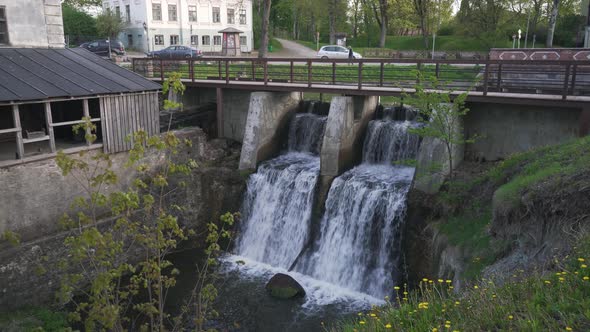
left=320, top=96, right=378, bottom=177
left=0, top=127, right=246, bottom=310
left=239, top=92, right=301, bottom=170
left=0, top=0, right=64, bottom=48
left=464, top=103, right=582, bottom=161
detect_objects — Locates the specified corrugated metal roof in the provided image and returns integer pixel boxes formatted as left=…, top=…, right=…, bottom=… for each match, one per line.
left=0, top=48, right=161, bottom=103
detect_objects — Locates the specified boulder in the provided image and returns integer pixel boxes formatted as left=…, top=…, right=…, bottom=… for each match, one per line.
left=265, top=273, right=306, bottom=299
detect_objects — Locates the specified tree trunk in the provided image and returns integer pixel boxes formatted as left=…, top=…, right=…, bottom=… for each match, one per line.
left=259, top=0, right=271, bottom=58
left=329, top=0, right=337, bottom=44
left=378, top=0, right=388, bottom=48
left=546, top=0, right=560, bottom=48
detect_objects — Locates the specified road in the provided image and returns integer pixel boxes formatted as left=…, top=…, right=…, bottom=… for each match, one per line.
left=273, top=38, right=318, bottom=58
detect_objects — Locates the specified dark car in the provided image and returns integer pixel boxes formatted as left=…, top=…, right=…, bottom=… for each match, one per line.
left=147, top=45, right=203, bottom=59
left=80, top=39, right=126, bottom=56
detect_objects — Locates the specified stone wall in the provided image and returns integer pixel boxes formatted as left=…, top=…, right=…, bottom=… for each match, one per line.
left=0, top=127, right=245, bottom=310
left=0, top=0, right=64, bottom=48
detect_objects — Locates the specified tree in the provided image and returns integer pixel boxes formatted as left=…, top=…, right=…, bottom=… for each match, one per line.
left=546, top=0, right=561, bottom=47
left=62, top=0, right=102, bottom=8
left=62, top=3, right=97, bottom=45
left=413, top=0, right=430, bottom=48
left=96, top=9, right=125, bottom=40
left=364, top=0, right=389, bottom=47
left=258, top=0, right=272, bottom=58
left=401, top=72, right=475, bottom=180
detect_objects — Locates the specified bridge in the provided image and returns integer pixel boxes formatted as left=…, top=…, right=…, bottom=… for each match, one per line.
left=132, top=57, right=590, bottom=107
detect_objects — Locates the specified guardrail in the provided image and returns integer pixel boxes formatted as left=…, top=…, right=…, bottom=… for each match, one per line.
left=131, top=57, right=590, bottom=100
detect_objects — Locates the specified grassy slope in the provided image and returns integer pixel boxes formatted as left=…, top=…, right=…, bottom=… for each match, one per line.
left=338, top=136, right=590, bottom=331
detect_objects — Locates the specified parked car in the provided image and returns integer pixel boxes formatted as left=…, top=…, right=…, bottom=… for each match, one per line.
left=79, top=39, right=126, bottom=56
left=317, top=45, right=362, bottom=59
left=147, top=46, right=203, bottom=59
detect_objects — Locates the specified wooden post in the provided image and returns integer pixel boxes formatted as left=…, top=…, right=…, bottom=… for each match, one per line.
left=332, top=62, right=336, bottom=85
left=190, top=59, right=195, bottom=82
left=44, top=102, right=56, bottom=153
left=264, top=60, right=268, bottom=85
left=160, top=58, right=164, bottom=81
left=307, top=60, right=312, bottom=88
left=379, top=62, right=384, bottom=87
left=12, top=105, right=24, bottom=159
left=225, top=60, right=230, bottom=84
left=562, top=64, right=571, bottom=100
left=435, top=63, right=440, bottom=79
left=570, top=64, right=578, bottom=95
left=216, top=88, right=223, bottom=138
left=358, top=61, right=363, bottom=90
left=218, top=60, right=222, bottom=79
left=131, top=58, right=136, bottom=72
left=251, top=60, right=256, bottom=81
left=483, top=63, right=490, bottom=96
left=497, top=64, right=503, bottom=90
left=416, top=61, right=422, bottom=84
left=83, top=99, right=91, bottom=146
left=290, top=61, right=294, bottom=83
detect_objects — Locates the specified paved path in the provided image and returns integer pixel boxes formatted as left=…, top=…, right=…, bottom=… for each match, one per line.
left=272, top=38, right=318, bottom=58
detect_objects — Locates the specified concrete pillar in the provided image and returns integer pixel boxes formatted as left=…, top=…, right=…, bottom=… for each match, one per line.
left=238, top=92, right=301, bottom=170
left=318, top=95, right=378, bottom=204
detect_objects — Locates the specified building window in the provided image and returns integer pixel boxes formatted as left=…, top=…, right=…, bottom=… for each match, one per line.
left=170, top=35, right=179, bottom=45
left=213, top=35, right=221, bottom=46
left=190, top=35, right=198, bottom=45
left=128, top=34, right=133, bottom=46
left=168, top=4, right=177, bottom=21
left=125, top=4, right=130, bottom=23
left=152, top=4, right=161, bottom=21
left=240, top=36, right=247, bottom=46
left=202, top=35, right=210, bottom=45
left=227, top=8, right=235, bottom=24
left=212, top=7, right=220, bottom=23
left=188, top=5, right=197, bottom=22
left=0, top=6, right=8, bottom=45
left=154, top=34, right=164, bottom=45
left=239, top=9, right=246, bottom=25
left=115, top=6, right=120, bottom=18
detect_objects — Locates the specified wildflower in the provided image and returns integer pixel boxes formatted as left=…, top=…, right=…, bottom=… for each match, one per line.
left=438, top=279, right=444, bottom=283
left=423, top=278, right=429, bottom=282
left=455, top=301, right=460, bottom=305
left=559, top=277, right=565, bottom=282
left=566, top=327, right=573, bottom=331
left=403, top=297, right=408, bottom=301
left=474, top=285, right=479, bottom=289
left=449, top=286, right=454, bottom=289
left=370, top=313, right=377, bottom=317
left=418, top=302, right=429, bottom=309
left=584, top=276, right=589, bottom=281
left=359, top=321, right=366, bottom=325
left=394, top=286, right=400, bottom=290
left=385, top=324, right=392, bottom=329
left=403, top=291, right=408, bottom=295
left=432, top=328, right=438, bottom=332
left=545, top=280, right=551, bottom=284
left=582, top=264, right=587, bottom=268
left=385, top=296, right=389, bottom=300
left=446, top=321, right=451, bottom=324
left=492, top=294, right=497, bottom=298
left=445, top=324, right=451, bottom=328
left=508, top=315, right=514, bottom=320
left=446, top=280, right=452, bottom=284
left=578, top=258, right=585, bottom=262
left=556, top=272, right=562, bottom=276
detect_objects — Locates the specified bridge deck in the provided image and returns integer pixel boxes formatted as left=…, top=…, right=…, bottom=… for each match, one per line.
left=133, top=57, right=590, bottom=108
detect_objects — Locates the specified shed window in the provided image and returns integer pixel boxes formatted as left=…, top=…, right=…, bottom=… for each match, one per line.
left=0, top=6, right=8, bottom=45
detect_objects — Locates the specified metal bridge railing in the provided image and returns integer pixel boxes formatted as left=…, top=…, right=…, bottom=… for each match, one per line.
left=131, top=57, right=590, bottom=100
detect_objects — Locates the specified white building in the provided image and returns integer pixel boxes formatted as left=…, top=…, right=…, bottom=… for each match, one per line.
left=0, top=0, right=64, bottom=48
left=102, top=0, right=253, bottom=54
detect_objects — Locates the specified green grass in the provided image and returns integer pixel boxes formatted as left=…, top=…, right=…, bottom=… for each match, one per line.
left=336, top=237, right=590, bottom=331
left=0, top=307, right=69, bottom=331
left=486, top=136, right=590, bottom=206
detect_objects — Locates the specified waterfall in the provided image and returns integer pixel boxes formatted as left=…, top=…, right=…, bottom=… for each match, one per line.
left=235, top=113, right=327, bottom=269
left=288, top=113, right=327, bottom=154
left=295, top=118, right=420, bottom=298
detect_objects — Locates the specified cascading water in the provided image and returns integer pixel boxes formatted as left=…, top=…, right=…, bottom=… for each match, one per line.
left=295, top=119, right=421, bottom=298
left=235, top=112, right=327, bottom=269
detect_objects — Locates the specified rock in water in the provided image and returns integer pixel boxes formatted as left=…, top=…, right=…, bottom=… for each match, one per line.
left=265, top=273, right=306, bottom=299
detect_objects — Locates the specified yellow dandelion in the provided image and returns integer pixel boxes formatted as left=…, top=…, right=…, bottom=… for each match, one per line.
left=370, top=313, right=377, bottom=317
left=584, top=276, right=589, bottom=280
left=556, top=272, right=562, bottom=276
left=442, top=309, right=446, bottom=312
left=446, top=280, right=452, bottom=284
left=385, top=296, right=390, bottom=300
left=394, top=286, right=400, bottom=290
left=508, top=315, right=514, bottom=320
left=429, top=280, right=434, bottom=283
left=582, top=264, right=587, bottom=268
left=359, top=321, right=366, bottom=325
left=445, top=324, right=451, bottom=328
left=358, top=313, right=363, bottom=316
left=566, top=327, right=573, bottom=331
left=438, top=279, right=444, bottom=283
left=432, top=328, right=438, bottom=332
left=545, top=280, right=551, bottom=284
left=403, top=291, right=408, bottom=295
left=445, top=320, right=451, bottom=324
left=403, top=297, right=408, bottom=301
left=559, top=277, right=565, bottom=282
left=455, top=301, right=460, bottom=305
left=385, top=323, right=392, bottom=329
left=578, top=258, right=585, bottom=262
left=474, top=285, right=479, bottom=289
left=422, top=278, right=429, bottom=282
left=449, top=286, right=454, bottom=289
left=492, top=294, right=497, bottom=298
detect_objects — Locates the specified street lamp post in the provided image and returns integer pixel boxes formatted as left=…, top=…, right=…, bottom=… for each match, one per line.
left=518, top=29, right=522, bottom=48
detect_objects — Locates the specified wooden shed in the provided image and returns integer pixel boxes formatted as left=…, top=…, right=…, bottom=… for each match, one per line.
left=0, top=48, right=161, bottom=166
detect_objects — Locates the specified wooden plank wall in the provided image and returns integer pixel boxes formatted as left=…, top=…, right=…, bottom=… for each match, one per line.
left=99, top=91, right=160, bottom=154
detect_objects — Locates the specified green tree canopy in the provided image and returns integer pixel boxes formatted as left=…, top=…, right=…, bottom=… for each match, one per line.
left=62, top=3, right=97, bottom=37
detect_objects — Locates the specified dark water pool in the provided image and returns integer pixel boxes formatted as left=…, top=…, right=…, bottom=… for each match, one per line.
left=167, top=250, right=383, bottom=332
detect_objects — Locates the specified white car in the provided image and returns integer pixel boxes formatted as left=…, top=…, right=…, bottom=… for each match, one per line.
left=317, top=45, right=362, bottom=59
